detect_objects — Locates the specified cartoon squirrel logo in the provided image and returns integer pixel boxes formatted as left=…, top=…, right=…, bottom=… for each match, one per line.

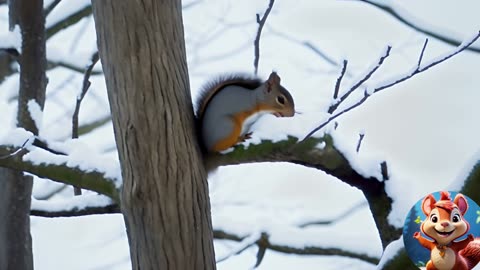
left=413, top=191, right=480, bottom=270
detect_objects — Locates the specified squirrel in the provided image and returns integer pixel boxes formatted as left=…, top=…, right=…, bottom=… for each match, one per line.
left=413, top=191, right=480, bottom=270
left=195, top=72, right=295, bottom=153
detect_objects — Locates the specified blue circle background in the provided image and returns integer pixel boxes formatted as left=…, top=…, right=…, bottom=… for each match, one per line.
left=402, top=191, right=480, bottom=268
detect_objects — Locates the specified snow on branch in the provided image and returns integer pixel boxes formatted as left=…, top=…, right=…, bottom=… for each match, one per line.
left=356, top=0, right=480, bottom=54
left=304, top=31, right=480, bottom=140
left=31, top=194, right=120, bottom=218
left=0, top=137, right=120, bottom=201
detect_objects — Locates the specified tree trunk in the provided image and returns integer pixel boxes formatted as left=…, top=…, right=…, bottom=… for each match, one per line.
left=92, top=1, right=216, bottom=269
left=0, top=0, right=46, bottom=269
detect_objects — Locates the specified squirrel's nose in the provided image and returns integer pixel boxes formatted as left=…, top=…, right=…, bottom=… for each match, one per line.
left=441, top=222, right=449, bottom=227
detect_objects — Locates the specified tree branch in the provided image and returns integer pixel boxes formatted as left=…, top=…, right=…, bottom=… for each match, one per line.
left=328, top=46, right=391, bottom=114
left=0, top=146, right=119, bottom=201
left=31, top=201, right=120, bottom=217
left=47, top=59, right=103, bottom=75
left=46, top=4, right=92, bottom=39
left=71, top=51, right=99, bottom=195
left=305, top=31, right=480, bottom=141
left=213, top=229, right=379, bottom=265
left=253, top=0, right=275, bottom=75
left=210, top=134, right=400, bottom=247
left=355, top=0, right=480, bottom=54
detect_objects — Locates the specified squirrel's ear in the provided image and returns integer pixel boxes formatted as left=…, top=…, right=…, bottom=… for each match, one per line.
left=421, top=194, right=436, bottom=216
left=266, top=72, right=281, bottom=92
left=454, top=194, right=469, bottom=215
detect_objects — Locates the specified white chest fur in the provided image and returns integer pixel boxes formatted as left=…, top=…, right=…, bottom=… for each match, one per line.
left=431, top=246, right=455, bottom=270
left=240, top=112, right=268, bottom=135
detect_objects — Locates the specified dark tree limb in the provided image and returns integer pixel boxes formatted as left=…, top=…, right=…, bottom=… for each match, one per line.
left=253, top=0, right=275, bottom=75
left=44, top=0, right=62, bottom=16
left=31, top=202, right=120, bottom=217
left=355, top=0, right=480, bottom=54
left=210, top=135, right=400, bottom=247
left=2, top=0, right=47, bottom=269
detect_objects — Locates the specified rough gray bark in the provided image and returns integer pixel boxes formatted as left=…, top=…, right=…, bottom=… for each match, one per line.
left=92, top=0, right=216, bottom=269
left=0, top=0, right=47, bottom=269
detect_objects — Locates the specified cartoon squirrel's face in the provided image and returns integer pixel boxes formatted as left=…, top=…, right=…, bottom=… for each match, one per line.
left=422, top=207, right=468, bottom=246
left=420, top=192, right=470, bottom=246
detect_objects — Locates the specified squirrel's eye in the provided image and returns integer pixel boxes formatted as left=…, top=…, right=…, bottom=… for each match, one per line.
left=431, top=215, right=438, bottom=223
left=452, top=214, right=460, bottom=222
left=277, top=96, right=285, bottom=105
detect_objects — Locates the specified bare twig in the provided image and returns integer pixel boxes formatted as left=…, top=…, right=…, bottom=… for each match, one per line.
left=0, top=137, right=32, bottom=159
left=216, top=232, right=261, bottom=263
left=214, top=229, right=379, bottom=264
left=44, top=0, right=62, bottom=16
left=355, top=0, right=480, bottom=54
left=72, top=51, right=99, bottom=195
left=333, top=60, right=348, bottom=100
left=417, top=39, right=428, bottom=69
left=253, top=0, right=275, bottom=75
left=72, top=51, right=100, bottom=140
left=304, top=31, right=480, bottom=141
left=356, top=132, right=365, bottom=153
left=34, top=184, right=68, bottom=200
left=46, top=4, right=92, bottom=39
left=254, top=234, right=268, bottom=268
left=381, top=161, right=389, bottom=181
left=328, top=46, right=392, bottom=113
left=299, top=201, right=368, bottom=228
left=47, top=59, right=102, bottom=74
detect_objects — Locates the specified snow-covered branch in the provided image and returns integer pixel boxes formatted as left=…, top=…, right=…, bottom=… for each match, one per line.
left=30, top=194, right=120, bottom=217
left=0, top=145, right=120, bottom=201
left=356, top=0, right=480, bottom=54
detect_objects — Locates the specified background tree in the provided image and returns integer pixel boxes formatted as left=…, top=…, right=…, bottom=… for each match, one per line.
left=0, top=0, right=478, bottom=269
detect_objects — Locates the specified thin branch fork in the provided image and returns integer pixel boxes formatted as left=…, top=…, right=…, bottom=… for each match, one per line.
left=304, top=31, right=480, bottom=141
left=328, top=46, right=391, bottom=114
left=72, top=51, right=99, bottom=195
left=253, top=0, right=275, bottom=75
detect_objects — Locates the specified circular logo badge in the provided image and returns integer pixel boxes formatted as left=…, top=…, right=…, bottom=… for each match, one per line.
left=403, top=191, right=480, bottom=269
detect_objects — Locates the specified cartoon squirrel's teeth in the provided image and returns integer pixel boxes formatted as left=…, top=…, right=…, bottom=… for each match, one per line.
left=435, top=229, right=454, bottom=237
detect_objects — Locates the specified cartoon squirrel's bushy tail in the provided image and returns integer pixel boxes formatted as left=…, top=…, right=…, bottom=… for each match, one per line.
left=460, top=238, right=480, bottom=269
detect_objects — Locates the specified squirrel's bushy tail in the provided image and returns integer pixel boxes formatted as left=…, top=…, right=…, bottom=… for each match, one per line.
left=460, top=238, right=480, bottom=269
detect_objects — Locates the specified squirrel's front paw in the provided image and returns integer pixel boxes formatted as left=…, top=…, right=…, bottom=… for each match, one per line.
left=238, top=132, right=253, bottom=142
left=413, top=232, right=420, bottom=239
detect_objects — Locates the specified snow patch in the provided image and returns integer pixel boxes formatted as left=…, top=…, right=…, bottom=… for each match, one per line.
left=376, top=236, right=404, bottom=269
left=23, top=139, right=122, bottom=187
left=27, top=100, right=43, bottom=131
left=0, top=127, right=34, bottom=147
left=0, top=25, right=21, bottom=49
left=31, top=193, right=113, bottom=213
